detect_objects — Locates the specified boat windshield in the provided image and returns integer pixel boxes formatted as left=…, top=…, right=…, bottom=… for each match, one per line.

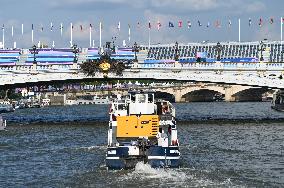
left=117, top=104, right=127, bottom=110
left=137, top=94, right=146, bottom=103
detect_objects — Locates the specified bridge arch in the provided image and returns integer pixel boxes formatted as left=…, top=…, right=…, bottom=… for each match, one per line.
left=153, top=90, right=176, bottom=102
left=181, top=89, right=225, bottom=102
left=232, top=87, right=272, bottom=101
left=154, top=85, right=226, bottom=102
left=179, top=86, right=225, bottom=97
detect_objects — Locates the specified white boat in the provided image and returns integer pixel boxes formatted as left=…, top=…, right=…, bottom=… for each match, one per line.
left=106, top=91, right=180, bottom=169
left=0, top=116, right=6, bottom=130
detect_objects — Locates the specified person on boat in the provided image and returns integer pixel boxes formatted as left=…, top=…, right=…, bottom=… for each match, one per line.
left=162, top=104, right=168, bottom=114
left=157, top=128, right=168, bottom=147
left=168, top=124, right=172, bottom=135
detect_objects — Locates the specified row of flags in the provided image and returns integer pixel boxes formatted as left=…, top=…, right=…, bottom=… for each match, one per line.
left=149, top=17, right=284, bottom=29
left=1, top=17, right=284, bottom=36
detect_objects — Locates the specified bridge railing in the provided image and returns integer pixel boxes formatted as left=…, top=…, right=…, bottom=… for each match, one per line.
left=0, top=62, right=284, bottom=75
left=132, top=62, right=284, bottom=71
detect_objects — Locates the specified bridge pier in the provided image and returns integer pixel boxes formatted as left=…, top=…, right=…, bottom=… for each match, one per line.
left=174, top=90, right=183, bottom=103
left=32, top=63, right=37, bottom=70
left=224, top=85, right=253, bottom=102
left=225, top=87, right=236, bottom=102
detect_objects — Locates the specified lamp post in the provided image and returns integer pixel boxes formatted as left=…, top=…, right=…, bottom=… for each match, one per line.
left=132, top=42, right=139, bottom=62
left=72, top=44, right=79, bottom=64
left=112, top=37, right=117, bottom=53
left=215, top=42, right=222, bottom=61
left=259, top=41, right=264, bottom=61
left=174, top=41, right=179, bottom=61
left=31, top=45, right=38, bottom=65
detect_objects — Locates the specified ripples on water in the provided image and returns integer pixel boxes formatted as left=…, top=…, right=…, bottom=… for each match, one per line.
left=0, top=102, right=284, bottom=187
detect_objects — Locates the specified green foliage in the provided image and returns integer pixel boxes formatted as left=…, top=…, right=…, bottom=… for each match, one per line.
left=0, top=89, right=22, bottom=100
left=80, top=53, right=127, bottom=77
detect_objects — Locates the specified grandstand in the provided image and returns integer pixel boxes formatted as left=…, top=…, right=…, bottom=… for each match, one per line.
left=0, top=49, right=21, bottom=66
left=143, top=41, right=284, bottom=63
left=0, top=41, right=283, bottom=66
left=26, top=48, right=76, bottom=65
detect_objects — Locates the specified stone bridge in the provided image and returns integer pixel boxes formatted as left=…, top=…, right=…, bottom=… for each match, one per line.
left=66, top=84, right=271, bottom=102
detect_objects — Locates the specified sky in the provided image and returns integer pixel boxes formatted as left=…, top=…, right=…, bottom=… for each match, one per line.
left=0, top=0, right=283, bottom=48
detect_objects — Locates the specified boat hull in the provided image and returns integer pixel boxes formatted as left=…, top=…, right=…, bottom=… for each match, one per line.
left=106, top=146, right=180, bottom=170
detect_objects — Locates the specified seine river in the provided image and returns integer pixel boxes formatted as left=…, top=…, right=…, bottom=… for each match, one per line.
left=1, top=102, right=284, bottom=187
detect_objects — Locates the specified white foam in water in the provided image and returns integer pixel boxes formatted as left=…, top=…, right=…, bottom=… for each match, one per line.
left=134, top=162, right=187, bottom=180
left=118, top=162, right=189, bottom=187
left=76, top=145, right=107, bottom=151
left=118, top=162, right=242, bottom=187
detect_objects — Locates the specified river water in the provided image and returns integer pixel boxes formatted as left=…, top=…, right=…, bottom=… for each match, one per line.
left=0, top=102, right=284, bottom=187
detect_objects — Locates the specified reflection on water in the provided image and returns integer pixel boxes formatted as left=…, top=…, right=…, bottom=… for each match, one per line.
left=0, top=102, right=284, bottom=187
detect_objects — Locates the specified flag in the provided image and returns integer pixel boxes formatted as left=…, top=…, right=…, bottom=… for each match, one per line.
left=259, top=18, right=262, bottom=27
left=249, top=18, right=252, bottom=26
left=80, top=25, right=83, bottom=31
left=169, top=22, right=174, bottom=27
left=187, top=21, right=192, bottom=28
left=270, top=17, right=274, bottom=24
left=32, top=24, right=34, bottom=30
left=228, top=20, right=232, bottom=27
left=148, top=21, right=151, bottom=29
left=207, top=21, right=210, bottom=27
left=178, top=20, right=182, bottom=27
left=215, top=20, right=221, bottom=28
left=117, top=21, right=120, bottom=31
left=198, top=20, right=202, bottom=26
left=2, top=24, right=4, bottom=30
left=157, top=21, right=161, bottom=30
left=50, top=22, right=53, bottom=31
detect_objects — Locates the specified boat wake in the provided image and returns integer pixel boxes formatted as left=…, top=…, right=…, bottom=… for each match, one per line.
left=134, top=162, right=187, bottom=180
left=75, top=145, right=107, bottom=151
left=117, top=162, right=241, bottom=187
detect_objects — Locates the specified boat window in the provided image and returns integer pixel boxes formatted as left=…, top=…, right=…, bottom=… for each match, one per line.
left=118, top=104, right=126, bottom=110
left=131, top=95, right=135, bottom=102
left=148, top=94, right=153, bottom=103
left=138, top=94, right=146, bottom=103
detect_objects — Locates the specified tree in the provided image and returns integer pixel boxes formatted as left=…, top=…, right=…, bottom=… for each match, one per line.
left=80, top=52, right=126, bottom=77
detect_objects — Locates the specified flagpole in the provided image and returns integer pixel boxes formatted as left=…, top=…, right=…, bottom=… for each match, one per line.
left=89, top=25, right=92, bottom=47
left=2, top=27, right=4, bottom=49
left=148, top=29, right=151, bottom=49
left=238, top=18, right=241, bottom=43
left=128, top=26, right=131, bottom=43
left=32, top=27, right=34, bottom=44
left=70, top=22, right=73, bottom=47
left=99, top=22, right=102, bottom=48
left=12, top=26, right=14, bottom=37
left=281, top=16, right=283, bottom=44
left=21, top=24, right=24, bottom=35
